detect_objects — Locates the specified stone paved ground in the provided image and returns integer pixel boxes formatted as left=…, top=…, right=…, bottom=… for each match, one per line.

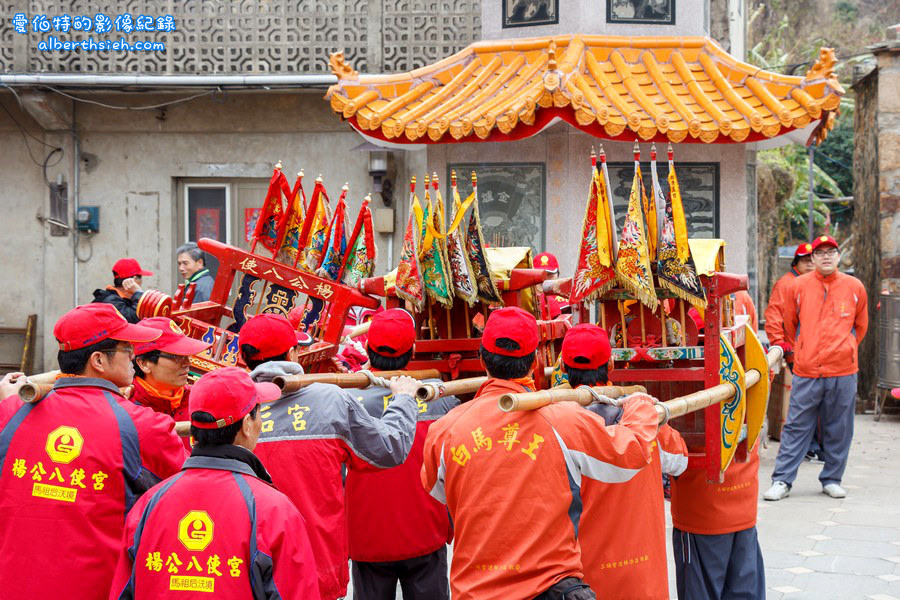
left=349, top=413, right=900, bottom=599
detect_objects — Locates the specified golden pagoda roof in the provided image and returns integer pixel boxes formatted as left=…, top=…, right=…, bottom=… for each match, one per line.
left=326, top=36, right=843, bottom=145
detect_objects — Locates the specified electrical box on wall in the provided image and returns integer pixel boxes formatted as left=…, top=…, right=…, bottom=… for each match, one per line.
left=76, top=206, right=100, bottom=233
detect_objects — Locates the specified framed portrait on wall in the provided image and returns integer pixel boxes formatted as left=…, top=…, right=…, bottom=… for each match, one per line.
left=503, top=0, right=559, bottom=28
left=607, top=0, right=675, bottom=25
left=447, top=163, right=546, bottom=251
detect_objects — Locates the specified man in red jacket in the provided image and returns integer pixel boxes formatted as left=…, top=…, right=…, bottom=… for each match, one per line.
left=0, top=304, right=188, bottom=599
left=422, top=307, right=658, bottom=600
left=764, top=235, right=868, bottom=501
left=110, top=367, right=319, bottom=598
left=92, top=258, right=155, bottom=323
left=560, top=324, right=688, bottom=600
left=241, top=313, right=421, bottom=600
left=345, top=309, right=458, bottom=599
left=764, top=242, right=814, bottom=365
left=131, top=317, right=211, bottom=428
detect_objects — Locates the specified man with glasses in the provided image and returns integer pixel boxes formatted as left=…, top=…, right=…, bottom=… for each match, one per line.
left=92, top=257, right=155, bottom=323
left=132, top=317, right=212, bottom=448
left=0, top=304, right=188, bottom=598
left=764, top=235, right=868, bottom=501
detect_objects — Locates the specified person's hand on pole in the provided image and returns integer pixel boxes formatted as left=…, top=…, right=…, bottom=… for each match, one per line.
left=389, top=375, right=420, bottom=398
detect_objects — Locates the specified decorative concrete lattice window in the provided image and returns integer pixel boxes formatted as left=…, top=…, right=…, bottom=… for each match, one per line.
left=447, top=163, right=546, bottom=251
left=0, top=0, right=481, bottom=74
left=606, top=162, right=719, bottom=238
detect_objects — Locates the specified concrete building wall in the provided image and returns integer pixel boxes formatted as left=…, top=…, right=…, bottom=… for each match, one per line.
left=1, top=90, right=400, bottom=371
left=876, top=49, right=900, bottom=292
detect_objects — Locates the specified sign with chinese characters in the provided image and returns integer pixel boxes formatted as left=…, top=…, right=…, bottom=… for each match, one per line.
left=447, top=163, right=546, bottom=250
left=607, top=0, right=675, bottom=25
left=608, top=162, right=718, bottom=238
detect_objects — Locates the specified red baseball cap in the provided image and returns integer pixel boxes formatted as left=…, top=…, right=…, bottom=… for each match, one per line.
left=240, top=313, right=312, bottom=360
left=534, top=252, right=559, bottom=272
left=794, top=243, right=813, bottom=259
left=562, top=323, right=611, bottom=370
left=811, top=235, right=838, bottom=252
left=190, top=367, right=281, bottom=429
left=367, top=308, right=416, bottom=357
left=54, top=304, right=161, bottom=351
left=133, top=317, right=212, bottom=357
left=113, top=258, right=153, bottom=278
left=482, top=307, right=538, bottom=357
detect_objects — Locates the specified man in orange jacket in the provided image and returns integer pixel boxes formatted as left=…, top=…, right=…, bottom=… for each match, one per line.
left=422, top=307, right=658, bottom=600
left=764, top=235, right=868, bottom=501
left=559, top=323, right=688, bottom=600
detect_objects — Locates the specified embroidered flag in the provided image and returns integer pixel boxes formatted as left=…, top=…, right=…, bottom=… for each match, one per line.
left=278, top=171, right=307, bottom=264
left=570, top=149, right=617, bottom=303
left=318, top=184, right=350, bottom=281
left=599, top=148, right=619, bottom=258
left=339, top=194, right=377, bottom=287
left=614, top=149, right=659, bottom=311
left=465, top=172, right=503, bottom=305
left=649, top=145, right=667, bottom=258
left=445, top=171, right=478, bottom=305
left=251, top=164, right=290, bottom=253
left=657, top=147, right=707, bottom=308
left=395, top=178, right=426, bottom=312
left=298, top=177, right=332, bottom=272
left=416, top=175, right=454, bottom=308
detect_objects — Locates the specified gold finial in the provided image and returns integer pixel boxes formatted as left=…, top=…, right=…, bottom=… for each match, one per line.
left=451, top=170, right=457, bottom=185
left=275, top=161, right=283, bottom=170
left=364, top=193, right=372, bottom=203
left=432, top=171, right=439, bottom=184
left=298, top=170, right=304, bottom=178
left=424, top=173, right=430, bottom=186
left=342, top=182, right=349, bottom=191
left=315, top=174, right=323, bottom=183
left=471, top=171, right=477, bottom=185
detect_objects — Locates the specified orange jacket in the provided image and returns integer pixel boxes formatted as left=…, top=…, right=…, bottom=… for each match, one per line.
left=733, top=290, right=758, bottom=331
left=670, top=442, right=760, bottom=535
left=580, top=423, right=687, bottom=600
left=421, top=379, right=657, bottom=600
left=764, top=269, right=799, bottom=358
left=782, top=270, right=868, bottom=378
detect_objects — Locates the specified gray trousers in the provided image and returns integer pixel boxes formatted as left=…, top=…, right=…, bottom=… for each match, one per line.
left=771, top=374, right=857, bottom=487
left=673, top=527, right=765, bottom=600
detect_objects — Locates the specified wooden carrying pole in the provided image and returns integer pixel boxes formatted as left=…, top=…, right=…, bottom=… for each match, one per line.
left=273, top=369, right=442, bottom=393
left=417, top=367, right=557, bottom=402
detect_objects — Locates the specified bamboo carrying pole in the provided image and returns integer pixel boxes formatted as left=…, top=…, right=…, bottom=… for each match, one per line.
left=273, top=369, right=442, bottom=393
left=16, top=370, right=61, bottom=403
left=500, top=347, right=783, bottom=420
left=499, top=385, right=648, bottom=412
left=419, top=367, right=556, bottom=403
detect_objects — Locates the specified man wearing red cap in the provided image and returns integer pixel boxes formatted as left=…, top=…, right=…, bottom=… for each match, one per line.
left=131, top=317, right=212, bottom=448
left=110, top=367, right=319, bottom=598
left=241, top=313, right=421, bottom=600
left=558, top=324, right=688, bottom=600
left=534, top=252, right=568, bottom=320
left=93, top=258, right=155, bottom=323
left=422, top=307, right=658, bottom=600
left=764, top=235, right=868, bottom=501
left=345, top=309, right=459, bottom=600
left=765, top=241, right=815, bottom=363
left=0, top=304, right=187, bottom=599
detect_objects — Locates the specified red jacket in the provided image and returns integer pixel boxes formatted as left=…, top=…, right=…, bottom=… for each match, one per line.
left=0, top=377, right=187, bottom=599
left=422, top=378, right=657, bottom=600
left=764, top=269, right=799, bottom=362
left=670, top=442, right=760, bottom=535
left=345, top=383, right=459, bottom=562
left=579, top=412, right=688, bottom=600
left=109, top=452, right=319, bottom=599
left=131, top=378, right=192, bottom=450
left=250, top=362, right=419, bottom=600
left=779, top=270, right=868, bottom=378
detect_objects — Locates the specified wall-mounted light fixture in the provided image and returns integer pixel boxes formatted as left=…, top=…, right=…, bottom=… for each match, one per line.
left=353, top=141, right=397, bottom=206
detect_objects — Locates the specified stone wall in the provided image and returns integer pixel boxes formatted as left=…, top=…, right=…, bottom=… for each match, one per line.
left=877, top=49, right=900, bottom=293
left=852, top=68, right=880, bottom=402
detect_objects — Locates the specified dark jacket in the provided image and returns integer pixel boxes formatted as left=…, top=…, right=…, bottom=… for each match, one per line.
left=186, top=269, right=214, bottom=303
left=92, top=287, right=144, bottom=323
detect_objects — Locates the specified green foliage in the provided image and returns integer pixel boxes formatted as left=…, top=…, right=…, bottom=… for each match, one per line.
left=813, top=100, right=854, bottom=195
